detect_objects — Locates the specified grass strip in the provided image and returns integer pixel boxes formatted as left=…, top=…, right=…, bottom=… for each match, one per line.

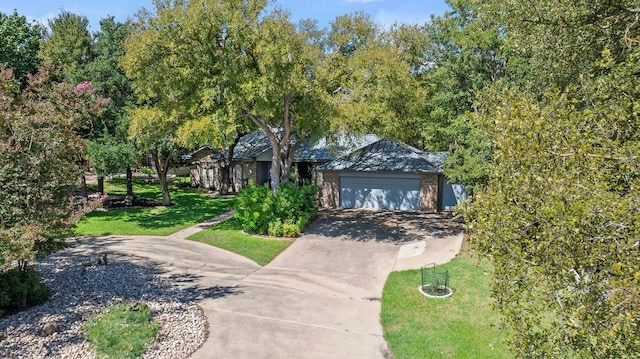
left=75, top=179, right=235, bottom=236
left=188, top=218, right=293, bottom=266
left=381, top=250, right=512, bottom=359
left=83, top=302, right=161, bottom=358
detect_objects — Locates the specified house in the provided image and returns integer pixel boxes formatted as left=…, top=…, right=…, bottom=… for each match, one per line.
left=185, top=133, right=467, bottom=212
left=318, top=138, right=467, bottom=212
left=183, top=131, right=379, bottom=191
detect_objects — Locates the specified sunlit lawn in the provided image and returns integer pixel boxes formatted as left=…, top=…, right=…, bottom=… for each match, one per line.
left=75, top=178, right=235, bottom=236
left=381, top=250, right=512, bottom=359
left=188, top=218, right=293, bottom=266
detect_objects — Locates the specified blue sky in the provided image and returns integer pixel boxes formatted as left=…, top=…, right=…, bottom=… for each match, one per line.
left=0, top=0, right=450, bottom=31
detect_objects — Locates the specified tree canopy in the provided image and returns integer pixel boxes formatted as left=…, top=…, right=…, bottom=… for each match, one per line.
left=0, top=65, right=106, bottom=269
left=461, top=0, right=640, bottom=356
left=39, top=11, right=92, bottom=81
left=0, top=11, right=42, bottom=85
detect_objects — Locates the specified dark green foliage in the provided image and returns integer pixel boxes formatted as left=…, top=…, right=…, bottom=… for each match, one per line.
left=234, top=182, right=317, bottom=237
left=0, top=267, right=51, bottom=317
left=83, top=302, right=161, bottom=358
left=443, top=115, right=492, bottom=195
left=89, top=136, right=137, bottom=179
left=39, top=11, right=92, bottom=80
left=0, top=11, right=42, bottom=84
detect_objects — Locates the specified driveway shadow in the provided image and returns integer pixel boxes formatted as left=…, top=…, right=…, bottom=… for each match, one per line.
left=303, top=208, right=464, bottom=243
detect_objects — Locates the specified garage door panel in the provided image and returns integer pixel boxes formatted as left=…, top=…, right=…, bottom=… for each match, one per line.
left=340, top=175, right=420, bottom=211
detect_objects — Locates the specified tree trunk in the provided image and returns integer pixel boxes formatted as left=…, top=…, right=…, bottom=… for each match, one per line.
left=97, top=177, right=104, bottom=195
left=221, top=132, right=246, bottom=193
left=126, top=166, right=134, bottom=196
left=152, top=147, right=172, bottom=206
left=80, top=174, right=88, bottom=200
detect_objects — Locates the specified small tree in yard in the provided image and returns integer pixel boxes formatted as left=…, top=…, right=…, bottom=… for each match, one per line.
left=0, top=64, right=105, bottom=311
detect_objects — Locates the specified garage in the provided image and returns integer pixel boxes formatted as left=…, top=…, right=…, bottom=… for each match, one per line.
left=340, top=172, right=421, bottom=210
left=319, top=138, right=465, bottom=212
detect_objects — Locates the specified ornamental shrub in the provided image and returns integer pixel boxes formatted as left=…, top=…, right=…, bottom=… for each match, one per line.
left=235, top=182, right=317, bottom=237
left=0, top=267, right=51, bottom=317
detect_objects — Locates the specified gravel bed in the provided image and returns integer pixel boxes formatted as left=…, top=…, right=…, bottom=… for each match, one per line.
left=0, top=254, right=207, bottom=359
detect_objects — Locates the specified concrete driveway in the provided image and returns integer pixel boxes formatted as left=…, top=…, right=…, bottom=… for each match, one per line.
left=66, top=208, right=463, bottom=359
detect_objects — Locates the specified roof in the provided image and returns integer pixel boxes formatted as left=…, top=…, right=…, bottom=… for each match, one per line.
left=233, top=131, right=273, bottom=160
left=293, top=134, right=380, bottom=162
left=184, top=131, right=379, bottom=163
left=318, top=138, right=448, bottom=173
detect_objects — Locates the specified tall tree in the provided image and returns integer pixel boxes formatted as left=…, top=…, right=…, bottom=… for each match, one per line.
left=324, top=13, right=427, bottom=148
left=0, top=64, right=105, bottom=270
left=122, top=0, right=333, bottom=193
left=0, top=11, right=43, bottom=85
left=463, top=0, right=640, bottom=356
left=79, top=17, right=137, bottom=195
left=39, top=11, right=92, bottom=81
left=473, top=0, right=639, bottom=90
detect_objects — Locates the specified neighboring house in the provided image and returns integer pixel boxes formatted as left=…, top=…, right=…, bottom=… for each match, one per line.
left=183, top=131, right=379, bottom=192
left=318, top=138, right=468, bottom=212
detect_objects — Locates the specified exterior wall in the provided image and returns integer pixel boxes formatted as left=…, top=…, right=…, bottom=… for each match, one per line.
left=420, top=173, right=439, bottom=212
left=320, top=171, right=340, bottom=208
left=190, top=166, right=201, bottom=187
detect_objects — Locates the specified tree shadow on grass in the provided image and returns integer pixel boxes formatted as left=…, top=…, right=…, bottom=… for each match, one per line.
left=78, top=189, right=236, bottom=235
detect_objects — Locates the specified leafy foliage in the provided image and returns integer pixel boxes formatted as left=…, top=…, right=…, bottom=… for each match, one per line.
left=465, top=75, right=640, bottom=357
left=0, top=11, right=42, bottom=84
left=0, top=267, right=51, bottom=317
left=0, top=65, right=105, bottom=269
left=455, top=1, right=640, bottom=356
left=83, top=302, right=160, bottom=359
left=38, top=11, right=92, bottom=81
left=234, top=182, right=317, bottom=237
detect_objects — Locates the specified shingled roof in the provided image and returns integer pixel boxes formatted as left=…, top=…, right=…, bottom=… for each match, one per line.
left=318, top=138, right=447, bottom=173
left=183, top=132, right=379, bottom=163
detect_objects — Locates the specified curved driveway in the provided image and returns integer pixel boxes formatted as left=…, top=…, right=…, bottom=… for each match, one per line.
left=67, top=209, right=463, bottom=359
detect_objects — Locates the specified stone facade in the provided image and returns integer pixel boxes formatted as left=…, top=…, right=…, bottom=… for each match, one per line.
left=319, top=171, right=340, bottom=208
left=420, top=173, right=440, bottom=212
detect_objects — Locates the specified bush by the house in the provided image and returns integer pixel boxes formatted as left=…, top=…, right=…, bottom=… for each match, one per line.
left=235, top=182, right=317, bottom=237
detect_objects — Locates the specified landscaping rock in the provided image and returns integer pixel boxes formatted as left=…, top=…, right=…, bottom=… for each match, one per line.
left=42, top=322, right=61, bottom=336
left=0, top=256, right=207, bottom=359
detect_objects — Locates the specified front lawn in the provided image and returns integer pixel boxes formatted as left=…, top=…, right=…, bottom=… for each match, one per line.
left=75, top=179, right=235, bottom=236
left=381, top=250, right=512, bottom=359
left=188, top=218, right=293, bottom=266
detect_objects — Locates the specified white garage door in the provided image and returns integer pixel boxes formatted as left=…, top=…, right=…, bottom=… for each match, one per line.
left=340, top=172, right=421, bottom=211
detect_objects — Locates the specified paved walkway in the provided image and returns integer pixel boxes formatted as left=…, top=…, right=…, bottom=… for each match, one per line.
left=67, top=209, right=463, bottom=359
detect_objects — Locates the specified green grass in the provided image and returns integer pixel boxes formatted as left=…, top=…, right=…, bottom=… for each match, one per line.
left=83, top=302, right=161, bottom=358
left=188, top=218, right=293, bottom=266
left=381, top=250, right=512, bottom=359
left=75, top=178, right=235, bottom=236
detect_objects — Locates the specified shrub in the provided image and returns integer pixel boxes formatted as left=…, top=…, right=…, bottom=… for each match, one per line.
left=0, top=267, right=51, bottom=317
left=235, top=182, right=317, bottom=236
left=235, top=184, right=274, bottom=234
left=267, top=219, right=284, bottom=237
left=282, top=222, right=300, bottom=237
left=139, top=166, right=153, bottom=178
left=83, top=301, right=161, bottom=358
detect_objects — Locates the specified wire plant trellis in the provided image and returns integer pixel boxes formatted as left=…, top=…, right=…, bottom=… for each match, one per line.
left=419, top=263, right=453, bottom=298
